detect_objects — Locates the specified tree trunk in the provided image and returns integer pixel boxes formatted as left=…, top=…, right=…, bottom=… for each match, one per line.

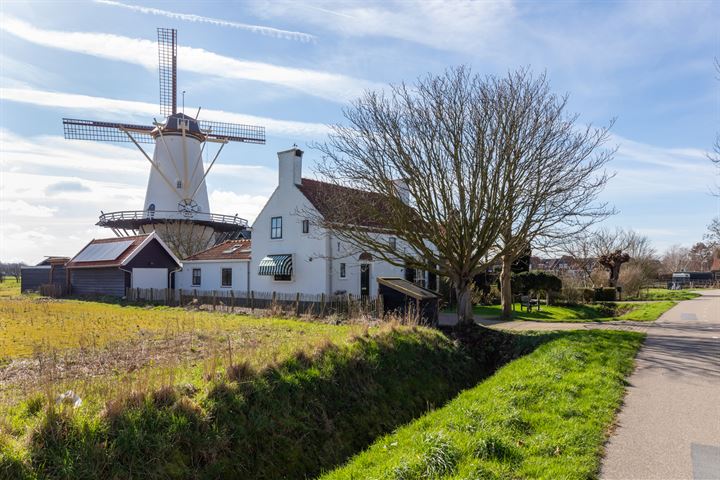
left=609, top=265, right=620, bottom=287
left=455, top=280, right=475, bottom=325
left=500, top=254, right=513, bottom=320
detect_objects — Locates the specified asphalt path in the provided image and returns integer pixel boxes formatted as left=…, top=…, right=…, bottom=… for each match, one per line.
left=600, top=290, right=720, bottom=480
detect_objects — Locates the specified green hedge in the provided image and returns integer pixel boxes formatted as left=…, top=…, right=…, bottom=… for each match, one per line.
left=6, top=326, right=538, bottom=480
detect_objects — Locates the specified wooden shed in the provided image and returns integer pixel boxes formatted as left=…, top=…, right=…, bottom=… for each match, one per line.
left=66, top=232, right=181, bottom=297
left=377, top=277, right=440, bottom=326
left=20, top=256, right=70, bottom=294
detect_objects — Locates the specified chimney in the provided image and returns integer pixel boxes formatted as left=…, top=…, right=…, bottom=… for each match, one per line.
left=393, top=178, right=410, bottom=204
left=278, top=147, right=303, bottom=187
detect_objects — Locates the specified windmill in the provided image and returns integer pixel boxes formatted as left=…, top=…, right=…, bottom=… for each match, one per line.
left=62, top=28, right=265, bottom=258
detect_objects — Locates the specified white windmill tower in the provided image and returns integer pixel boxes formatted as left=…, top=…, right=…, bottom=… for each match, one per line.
left=62, top=28, right=265, bottom=258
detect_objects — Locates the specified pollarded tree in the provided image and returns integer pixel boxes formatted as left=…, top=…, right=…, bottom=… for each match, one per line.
left=599, top=250, right=631, bottom=287
left=310, top=67, right=612, bottom=324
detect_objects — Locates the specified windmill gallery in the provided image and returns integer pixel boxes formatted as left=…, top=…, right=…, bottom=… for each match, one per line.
left=22, top=28, right=440, bottom=307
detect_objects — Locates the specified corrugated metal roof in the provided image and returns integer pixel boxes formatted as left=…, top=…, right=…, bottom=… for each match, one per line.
left=377, top=277, right=439, bottom=300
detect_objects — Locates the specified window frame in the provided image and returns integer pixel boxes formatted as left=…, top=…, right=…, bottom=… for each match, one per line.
left=270, top=216, right=283, bottom=239
left=339, top=262, right=347, bottom=279
left=273, top=274, right=292, bottom=282
left=221, top=267, right=232, bottom=288
left=389, top=237, right=397, bottom=250
left=302, top=219, right=309, bottom=234
left=191, top=268, right=201, bottom=287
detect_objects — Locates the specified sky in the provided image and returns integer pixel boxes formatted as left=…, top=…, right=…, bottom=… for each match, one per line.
left=0, top=0, right=718, bottom=264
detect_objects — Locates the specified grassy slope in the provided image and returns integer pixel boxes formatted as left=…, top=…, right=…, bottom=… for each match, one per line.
left=472, top=301, right=677, bottom=323
left=323, top=330, right=644, bottom=480
left=1, top=327, right=499, bottom=480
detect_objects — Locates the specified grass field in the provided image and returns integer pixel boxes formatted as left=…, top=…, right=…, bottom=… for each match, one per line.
left=625, top=288, right=701, bottom=301
left=0, top=295, right=369, bottom=411
left=323, top=330, right=645, bottom=480
left=0, top=279, right=20, bottom=298
left=471, top=300, right=676, bottom=322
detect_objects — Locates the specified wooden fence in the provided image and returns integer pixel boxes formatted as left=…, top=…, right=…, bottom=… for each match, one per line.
left=126, top=288, right=385, bottom=318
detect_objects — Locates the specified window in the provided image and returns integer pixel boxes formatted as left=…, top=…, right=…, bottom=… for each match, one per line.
left=302, top=219, right=309, bottom=234
left=221, top=268, right=232, bottom=287
left=191, top=268, right=201, bottom=286
left=176, top=180, right=182, bottom=189
left=274, top=274, right=291, bottom=282
left=340, top=263, right=346, bottom=278
left=271, top=216, right=282, bottom=239
left=389, top=237, right=397, bottom=250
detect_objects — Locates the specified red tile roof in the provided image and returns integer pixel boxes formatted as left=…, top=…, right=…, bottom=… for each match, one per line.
left=184, top=239, right=251, bottom=261
left=297, top=178, right=399, bottom=228
left=66, top=235, right=148, bottom=268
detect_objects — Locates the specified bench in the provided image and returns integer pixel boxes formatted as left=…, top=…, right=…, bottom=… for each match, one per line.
left=519, top=295, right=540, bottom=312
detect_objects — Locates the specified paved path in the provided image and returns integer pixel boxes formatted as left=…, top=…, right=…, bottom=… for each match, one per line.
left=601, top=290, right=720, bottom=480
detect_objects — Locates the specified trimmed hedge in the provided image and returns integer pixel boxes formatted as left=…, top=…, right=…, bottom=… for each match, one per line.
left=5, top=326, right=538, bottom=480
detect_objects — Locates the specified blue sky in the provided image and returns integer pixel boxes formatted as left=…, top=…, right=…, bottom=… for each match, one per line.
left=1, top=0, right=718, bottom=263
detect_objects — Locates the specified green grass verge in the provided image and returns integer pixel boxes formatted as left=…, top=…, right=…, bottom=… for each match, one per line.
left=470, top=301, right=676, bottom=323
left=614, top=301, right=677, bottom=321
left=624, top=288, right=701, bottom=301
left=2, top=325, right=537, bottom=480
left=322, top=330, right=644, bottom=480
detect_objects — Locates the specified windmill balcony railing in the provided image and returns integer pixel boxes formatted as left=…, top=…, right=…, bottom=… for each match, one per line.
left=97, top=210, right=249, bottom=228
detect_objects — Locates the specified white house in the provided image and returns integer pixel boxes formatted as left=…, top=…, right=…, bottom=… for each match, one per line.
left=249, top=148, right=436, bottom=297
left=175, top=239, right=251, bottom=292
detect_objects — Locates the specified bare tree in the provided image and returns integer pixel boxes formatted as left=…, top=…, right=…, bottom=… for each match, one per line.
left=493, top=70, right=615, bottom=318
left=311, top=67, right=614, bottom=324
left=705, top=217, right=720, bottom=246
left=661, top=244, right=691, bottom=273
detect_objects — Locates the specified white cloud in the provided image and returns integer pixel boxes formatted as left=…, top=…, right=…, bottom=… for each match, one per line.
left=259, top=0, right=515, bottom=55
left=0, top=200, right=57, bottom=218
left=0, top=16, right=379, bottom=102
left=94, top=0, right=316, bottom=42
left=209, top=190, right=270, bottom=224
left=0, top=87, right=331, bottom=138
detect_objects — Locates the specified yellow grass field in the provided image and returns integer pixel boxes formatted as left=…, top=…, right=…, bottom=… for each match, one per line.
left=0, top=287, right=364, bottom=409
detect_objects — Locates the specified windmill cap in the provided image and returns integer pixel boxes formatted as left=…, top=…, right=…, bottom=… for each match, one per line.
left=154, top=112, right=204, bottom=140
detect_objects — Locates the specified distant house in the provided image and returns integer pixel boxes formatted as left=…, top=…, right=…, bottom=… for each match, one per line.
left=711, top=249, right=720, bottom=282
left=66, top=232, right=181, bottom=297
left=20, top=256, right=70, bottom=293
left=175, top=239, right=251, bottom=292
left=250, top=148, right=433, bottom=297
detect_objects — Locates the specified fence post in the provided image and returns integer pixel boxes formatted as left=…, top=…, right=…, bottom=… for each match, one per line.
left=250, top=290, right=255, bottom=313
left=295, top=292, right=300, bottom=317
left=178, top=288, right=183, bottom=306
left=230, top=290, right=235, bottom=312
left=136, top=287, right=140, bottom=302
left=213, top=291, right=217, bottom=311
left=376, top=294, right=383, bottom=319
left=320, top=292, right=326, bottom=318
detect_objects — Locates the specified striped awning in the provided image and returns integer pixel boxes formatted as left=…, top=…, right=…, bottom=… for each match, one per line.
left=258, top=254, right=293, bottom=276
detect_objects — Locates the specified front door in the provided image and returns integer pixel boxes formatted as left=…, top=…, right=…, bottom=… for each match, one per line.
left=360, top=264, right=370, bottom=297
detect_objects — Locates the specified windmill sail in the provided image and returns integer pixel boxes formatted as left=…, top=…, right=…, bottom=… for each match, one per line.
left=63, top=118, right=155, bottom=143
left=198, top=120, right=266, bottom=143
left=157, top=27, right=177, bottom=117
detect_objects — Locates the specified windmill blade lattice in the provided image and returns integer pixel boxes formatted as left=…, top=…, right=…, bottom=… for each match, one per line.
left=198, top=119, right=266, bottom=144
left=63, top=118, right=155, bottom=143
left=158, top=27, right=177, bottom=117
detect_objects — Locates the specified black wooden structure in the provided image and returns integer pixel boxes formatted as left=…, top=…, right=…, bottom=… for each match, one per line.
left=377, top=277, right=440, bottom=325
left=66, top=232, right=181, bottom=297
left=20, top=257, right=69, bottom=293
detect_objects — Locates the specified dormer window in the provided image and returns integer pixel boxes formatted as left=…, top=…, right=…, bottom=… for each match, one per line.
left=176, top=180, right=182, bottom=189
